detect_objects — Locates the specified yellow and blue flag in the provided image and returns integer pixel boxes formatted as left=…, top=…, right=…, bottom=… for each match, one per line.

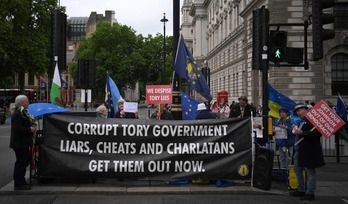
left=181, top=91, right=199, bottom=120
left=174, top=35, right=212, bottom=101
left=336, top=94, right=348, bottom=142
left=105, top=75, right=121, bottom=118
left=268, top=83, right=296, bottom=118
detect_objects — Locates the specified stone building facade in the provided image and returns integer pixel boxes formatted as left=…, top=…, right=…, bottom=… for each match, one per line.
left=182, top=0, right=348, bottom=106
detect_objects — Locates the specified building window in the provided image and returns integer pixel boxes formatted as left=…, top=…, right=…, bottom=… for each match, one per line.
left=332, top=53, right=348, bottom=95
left=334, top=3, right=348, bottom=30
left=68, top=45, right=74, bottom=51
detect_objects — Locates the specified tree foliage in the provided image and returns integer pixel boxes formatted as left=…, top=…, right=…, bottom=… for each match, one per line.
left=74, top=21, right=173, bottom=100
left=0, top=0, right=58, bottom=90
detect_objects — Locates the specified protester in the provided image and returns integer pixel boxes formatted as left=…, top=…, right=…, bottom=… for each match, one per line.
left=114, top=98, right=138, bottom=118
left=289, top=103, right=325, bottom=201
left=255, top=105, right=262, bottom=117
left=196, top=103, right=216, bottom=119
left=150, top=110, right=158, bottom=119
left=156, top=104, right=174, bottom=120
left=96, top=104, right=107, bottom=118
left=274, top=107, right=294, bottom=169
left=210, top=101, right=220, bottom=113
left=9, top=95, right=37, bottom=190
left=229, top=95, right=256, bottom=118
left=219, top=101, right=230, bottom=118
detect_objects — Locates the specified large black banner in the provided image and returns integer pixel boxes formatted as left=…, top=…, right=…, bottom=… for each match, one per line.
left=41, top=115, right=252, bottom=180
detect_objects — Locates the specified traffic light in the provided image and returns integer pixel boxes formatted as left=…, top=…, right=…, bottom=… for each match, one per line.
left=51, top=10, right=67, bottom=71
left=269, top=30, right=287, bottom=63
left=78, top=59, right=96, bottom=89
left=312, top=0, right=335, bottom=61
left=252, top=7, right=269, bottom=70
left=252, top=9, right=262, bottom=70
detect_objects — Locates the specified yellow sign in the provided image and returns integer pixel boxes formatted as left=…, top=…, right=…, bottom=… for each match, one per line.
left=238, top=164, right=249, bottom=176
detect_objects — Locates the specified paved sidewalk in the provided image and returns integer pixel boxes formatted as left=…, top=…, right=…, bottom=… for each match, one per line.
left=1, top=162, right=347, bottom=197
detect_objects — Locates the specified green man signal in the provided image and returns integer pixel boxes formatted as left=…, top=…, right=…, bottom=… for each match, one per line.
left=269, top=30, right=287, bottom=62
left=275, top=49, right=282, bottom=59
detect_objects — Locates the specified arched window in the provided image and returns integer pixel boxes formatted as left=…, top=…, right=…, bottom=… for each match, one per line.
left=331, top=53, right=348, bottom=95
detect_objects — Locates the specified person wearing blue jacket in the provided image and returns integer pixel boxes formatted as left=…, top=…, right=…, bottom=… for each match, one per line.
left=274, top=107, right=295, bottom=169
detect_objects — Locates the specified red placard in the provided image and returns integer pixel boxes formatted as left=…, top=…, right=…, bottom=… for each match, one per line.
left=146, top=85, right=172, bottom=104
left=305, top=100, right=345, bottom=139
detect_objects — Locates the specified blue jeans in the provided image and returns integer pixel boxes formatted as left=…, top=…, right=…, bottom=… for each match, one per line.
left=279, top=146, right=293, bottom=169
left=293, top=151, right=316, bottom=194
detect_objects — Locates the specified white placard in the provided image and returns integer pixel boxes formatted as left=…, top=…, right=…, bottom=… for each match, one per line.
left=124, top=102, right=138, bottom=113
left=252, top=117, right=263, bottom=139
left=274, top=126, right=287, bottom=139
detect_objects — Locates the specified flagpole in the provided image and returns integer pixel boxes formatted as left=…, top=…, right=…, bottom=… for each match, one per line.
left=171, top=0, right=182, bottom=120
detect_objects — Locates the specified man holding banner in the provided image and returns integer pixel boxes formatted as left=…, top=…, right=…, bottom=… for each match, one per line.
left=290, top=103, right=325, bottom=201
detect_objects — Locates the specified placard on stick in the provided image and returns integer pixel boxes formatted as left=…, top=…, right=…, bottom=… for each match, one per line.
left=305, top=100, right=345, bottom=139
left=146, top=85, right=172, bottom=104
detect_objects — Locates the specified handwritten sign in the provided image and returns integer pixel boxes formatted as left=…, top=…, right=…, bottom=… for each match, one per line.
left=124, top=102, right=138, bottom=113
left=305, top=100, right=345, bottom=138
left=146, top=85, right=172, bottom=104
left=252, top=117, right=263, bottom=139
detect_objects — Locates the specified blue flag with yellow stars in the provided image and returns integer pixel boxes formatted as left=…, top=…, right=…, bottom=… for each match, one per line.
left=336, top=94, right=348, bottom=142
left=105, top=75, right=121, bottom=118
left=181, top=91, right=199, bottom=120
left=174, top=34, right=212, bottom=101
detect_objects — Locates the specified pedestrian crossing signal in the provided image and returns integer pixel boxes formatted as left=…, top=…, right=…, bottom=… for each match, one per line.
left=269, top=30, right=287, bottom=63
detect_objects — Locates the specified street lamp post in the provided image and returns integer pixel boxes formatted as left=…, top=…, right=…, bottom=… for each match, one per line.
left=160, top=13, right=168, bottom=85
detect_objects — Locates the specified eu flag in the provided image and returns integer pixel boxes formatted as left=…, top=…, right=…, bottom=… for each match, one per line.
left=336, top=94, right=348, bottom=142
left=174, top=35, right=212, bottom=101
left=268, top=83, right=296, bottom=118
left=105, top=75, right=121, bottom=118
left=181, top=91, right=199, bottom=120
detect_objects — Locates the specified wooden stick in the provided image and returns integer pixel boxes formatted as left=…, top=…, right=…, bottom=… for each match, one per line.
left=295, top=138, right=304, bottom=146
left=295, top=127, right=317, bottom=146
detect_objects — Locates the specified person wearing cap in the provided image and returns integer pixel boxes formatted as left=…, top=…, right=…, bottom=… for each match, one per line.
left=289, top=103, right=325, bottom=201
left=196, top=103, right=216, bottom=119
left=114, top=98, right=138, bottom=118
left=274, top=107, right=295, bottom=169
left=229, top=95, right=256, bottom=118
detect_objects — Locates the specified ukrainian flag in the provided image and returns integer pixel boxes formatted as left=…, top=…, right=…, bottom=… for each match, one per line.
left=268, top=83, right=296, bottom=118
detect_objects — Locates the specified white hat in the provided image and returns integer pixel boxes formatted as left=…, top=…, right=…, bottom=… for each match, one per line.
left=197, top=103, right=207, bottom=111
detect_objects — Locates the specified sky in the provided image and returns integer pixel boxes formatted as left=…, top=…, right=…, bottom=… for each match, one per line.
left=59, top=0, right=183, bottom=36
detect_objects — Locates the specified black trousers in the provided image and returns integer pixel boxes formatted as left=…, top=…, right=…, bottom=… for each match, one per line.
left=13, top=147, right=30, bottom=186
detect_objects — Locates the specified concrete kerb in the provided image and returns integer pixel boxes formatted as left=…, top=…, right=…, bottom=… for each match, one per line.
left=0, top=179, right=290, bottom=196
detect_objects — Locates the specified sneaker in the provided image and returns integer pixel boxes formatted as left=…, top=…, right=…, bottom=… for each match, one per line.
left=289, top=190, right=306, bottom=197
left=14, top=185, right=31, bottom=190
left=300, top=194, right=315, bottom=201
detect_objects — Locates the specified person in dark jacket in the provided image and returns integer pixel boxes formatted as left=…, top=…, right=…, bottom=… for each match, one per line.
left=229, top=95, right=256, bottom=118
left=114, top=98, right=138, bottom=118
left=289, top=103, right=325, bottom=201
left=156, top=104, right=174, bottom=120
left=196, top=103, right=216, bottom=119
left=10, top=95, right=37, bottom=190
